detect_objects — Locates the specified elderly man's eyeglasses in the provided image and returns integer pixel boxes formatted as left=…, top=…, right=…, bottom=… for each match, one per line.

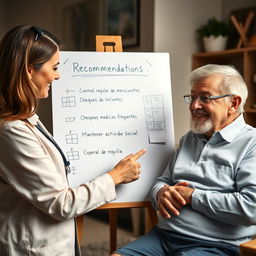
left=183, top=94, right=233, bottom=104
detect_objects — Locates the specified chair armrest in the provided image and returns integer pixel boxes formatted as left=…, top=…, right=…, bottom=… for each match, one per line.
left=240, top=239, right=256, bottom=256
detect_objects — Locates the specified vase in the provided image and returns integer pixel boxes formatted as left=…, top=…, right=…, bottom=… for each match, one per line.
left=203, top=35, right=227, bottom=52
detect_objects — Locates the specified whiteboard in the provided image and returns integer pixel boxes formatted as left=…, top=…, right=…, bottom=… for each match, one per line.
left=52, top=51, right=175, bottom=203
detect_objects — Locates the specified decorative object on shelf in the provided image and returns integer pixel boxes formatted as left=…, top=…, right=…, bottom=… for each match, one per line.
left=230, top=9, right=255, bottom=48
left=202, top=35, right=227, bottom=52
left=196, top=17, right=231, bottom=52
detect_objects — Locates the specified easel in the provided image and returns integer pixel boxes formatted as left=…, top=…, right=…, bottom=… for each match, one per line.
left=76, top=35, right=158, bottom=254
left=97, top=201, right=157, bottom=253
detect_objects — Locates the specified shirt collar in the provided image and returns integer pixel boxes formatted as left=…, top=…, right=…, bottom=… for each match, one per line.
left=26, top=114, right=39, bottom=126
left=218, top=114, right=245, bottom=143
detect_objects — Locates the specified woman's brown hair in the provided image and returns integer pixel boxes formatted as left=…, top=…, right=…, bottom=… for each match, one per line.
left=0, top=25, right=60, bottom=121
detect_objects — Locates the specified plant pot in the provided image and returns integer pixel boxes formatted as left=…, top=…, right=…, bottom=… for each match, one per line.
left=203, top=35, right=227, bottom=52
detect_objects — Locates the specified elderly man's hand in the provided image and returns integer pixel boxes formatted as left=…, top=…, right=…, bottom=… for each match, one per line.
left=156, top=182, right=194, bottom=218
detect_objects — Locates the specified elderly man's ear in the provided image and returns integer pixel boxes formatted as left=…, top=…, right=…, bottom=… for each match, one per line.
left=228, top=96, right=242, bottom=114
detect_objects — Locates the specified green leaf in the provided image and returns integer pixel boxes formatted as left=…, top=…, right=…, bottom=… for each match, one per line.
left=196, top=17, right=231, bottom=38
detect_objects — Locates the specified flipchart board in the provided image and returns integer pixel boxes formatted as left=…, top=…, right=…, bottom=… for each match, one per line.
left=52, top=51, right=175, bottom=203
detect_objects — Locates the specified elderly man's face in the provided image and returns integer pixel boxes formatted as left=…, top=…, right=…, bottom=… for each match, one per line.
left=189, top=74, right=235, bottom=138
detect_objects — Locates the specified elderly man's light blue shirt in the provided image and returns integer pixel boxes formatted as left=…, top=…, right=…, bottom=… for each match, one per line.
left=151, top=114, right=256, bottom=245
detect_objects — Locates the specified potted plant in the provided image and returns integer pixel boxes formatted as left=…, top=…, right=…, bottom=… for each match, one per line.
left=196, top=17, right=231, bottom=52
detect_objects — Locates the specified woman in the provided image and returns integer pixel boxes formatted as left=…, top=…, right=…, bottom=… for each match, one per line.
left=0, top=25, right=145, bottom=255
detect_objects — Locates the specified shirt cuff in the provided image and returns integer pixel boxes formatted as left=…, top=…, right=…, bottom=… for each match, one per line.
left=151, top=182, right=166, bottom=210
left=101, top=173, right=116, bottom=201
left=191, top=188, right=205, bottom=209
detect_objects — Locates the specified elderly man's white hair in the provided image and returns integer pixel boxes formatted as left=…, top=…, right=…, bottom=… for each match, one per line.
left=188, top=64, right=248, bottom=113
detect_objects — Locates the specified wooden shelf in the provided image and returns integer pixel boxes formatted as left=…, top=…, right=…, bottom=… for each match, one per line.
left=193, top=46, right=256, bottom=57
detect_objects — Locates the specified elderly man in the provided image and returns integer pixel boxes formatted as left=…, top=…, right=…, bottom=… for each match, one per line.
left=112, top=64, right=256, bottom=256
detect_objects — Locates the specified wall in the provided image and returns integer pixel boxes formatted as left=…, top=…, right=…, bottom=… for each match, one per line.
left=221, top=0, right=256, bottom=21
left=0, top=1, right=6, bottom=36
left=1, top=0, right=153, bottom=52
left=154, top=0, right=256, bottom=144
left=0, top=0, right=154, bottom=133
left=154, top=0, right=221, bottom=143
left=3, top=0, right=57, bottom=33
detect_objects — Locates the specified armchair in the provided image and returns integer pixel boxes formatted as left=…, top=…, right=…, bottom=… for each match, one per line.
left=240, top=239, right=256, bottom=256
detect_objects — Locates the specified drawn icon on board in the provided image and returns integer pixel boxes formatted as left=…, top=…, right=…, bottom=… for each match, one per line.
left=66, top=148, right=80, bottom=161
left=65, top=88, right=75, bottom=94
left=143, top=95, right=166, bottom=144
left=65, top=116, right=76, bottom=122
left=61, top=96, right=76, bottom=107
left=65, top=131, right=78, bottom=144
left=70, top=165, right=76, bottom=175
left=63, top=58, right=69, bottom=65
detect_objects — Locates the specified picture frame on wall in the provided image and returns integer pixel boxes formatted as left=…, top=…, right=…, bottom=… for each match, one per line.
left=62, top=1, right=102, bottom=51
left=104, top=0, right=140, bottom=47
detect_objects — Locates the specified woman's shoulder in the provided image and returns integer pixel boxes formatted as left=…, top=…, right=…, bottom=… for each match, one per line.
left=0, top=114, right=38, bottom=131
left=1, top=119, right=28, bottom=129
left=0, top=119, right=34, bottom=137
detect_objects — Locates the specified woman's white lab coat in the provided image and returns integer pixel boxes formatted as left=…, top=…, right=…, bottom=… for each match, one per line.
left=0, top=114, right=116, bottom=255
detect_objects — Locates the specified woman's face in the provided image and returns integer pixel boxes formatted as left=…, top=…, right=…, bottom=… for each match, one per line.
left=30, top=49, right=60, bottom=98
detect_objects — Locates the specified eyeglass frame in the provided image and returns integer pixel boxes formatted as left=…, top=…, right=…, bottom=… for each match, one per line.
left=183, top=94, right=234, bottom=104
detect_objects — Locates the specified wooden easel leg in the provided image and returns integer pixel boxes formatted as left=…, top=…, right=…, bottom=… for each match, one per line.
left=145, top=205, right=158, bottom=233
left=109, top=209, right=118, bottom=253
left=76, top=215, right=84, bottom=243
left=131, top=208, right=141, bottom=236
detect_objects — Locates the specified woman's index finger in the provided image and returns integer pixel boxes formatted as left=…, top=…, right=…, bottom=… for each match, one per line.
left=131, top=149, right=146, bottom=160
